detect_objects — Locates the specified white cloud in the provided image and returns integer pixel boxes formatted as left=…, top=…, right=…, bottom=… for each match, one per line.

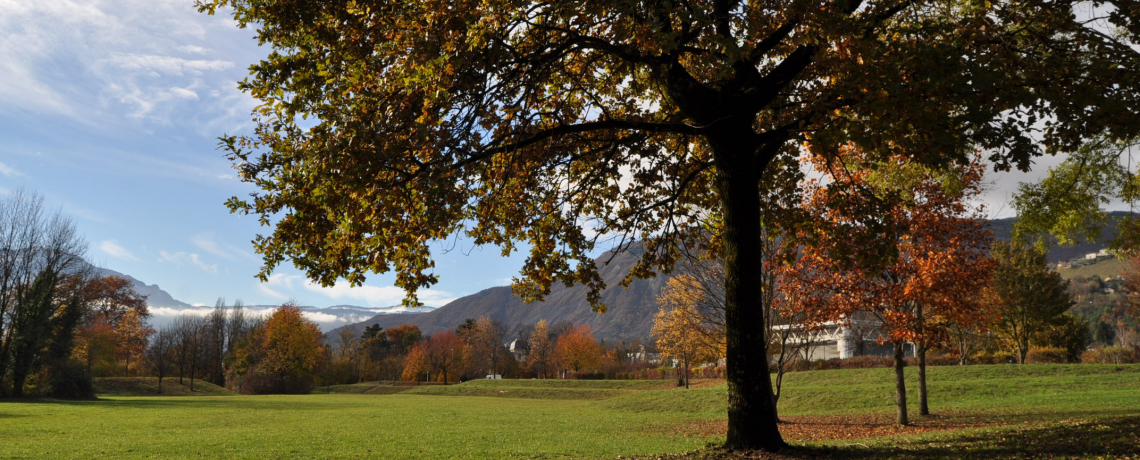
left=191, top=232, right=251, bottom=261
left=0, top=162, right=23, bottom=177
left=0, top=0, right=255, bottom=125
left=100, top=53, right=232, bottom=76
left=177, top=45, right=209, bottom=55
left=303, top=280, right=456, bottom=308
left=99, top=239, right=141, bottom=262
left=158, top=250, right=218, bottom=273
left=256, top=273, right=456, bottom=308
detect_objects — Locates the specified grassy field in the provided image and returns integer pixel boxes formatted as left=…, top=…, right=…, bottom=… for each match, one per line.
left=1058, top=257, right=1126, bottom=279
left=2, top=364, right=1139, bottom=459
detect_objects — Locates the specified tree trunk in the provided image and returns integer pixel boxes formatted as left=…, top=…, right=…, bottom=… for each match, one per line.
left=684, top=356, right=690, bottom=389
left=916, top=302, right=929, bottom=416
left=713, top=129, right=785, bottom=451
left=11, top=372, right=26, bottom=398
left=894, top=341, right=909, bottom=425
left=918, top=341, right=929, bottom=416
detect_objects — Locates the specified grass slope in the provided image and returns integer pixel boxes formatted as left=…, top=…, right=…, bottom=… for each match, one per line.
left=94, top=377, right=235, bottom=396
left=1058, top=257, right=1126, bottom=279
left=1, top=364, right=1137, bottom=459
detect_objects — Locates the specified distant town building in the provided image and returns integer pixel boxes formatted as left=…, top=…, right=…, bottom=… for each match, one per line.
left=508, top=339, right=528, bottom=362
left=772, top=312, right=906, bottom=360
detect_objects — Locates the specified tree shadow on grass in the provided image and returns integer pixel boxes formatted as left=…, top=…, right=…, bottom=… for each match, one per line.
left=657, top=416, right=1140, bottom=460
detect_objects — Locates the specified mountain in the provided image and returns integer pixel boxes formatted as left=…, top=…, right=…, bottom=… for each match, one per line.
left=337, top=246, right=672, bottom=342
left=91, top=266, right=193, bottom=309
left=987, top=211, right=1131, bottom=263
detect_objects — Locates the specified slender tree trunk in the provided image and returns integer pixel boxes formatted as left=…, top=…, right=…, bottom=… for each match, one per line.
left=712, top=128, right=785, bottom=451
left=684, top=356, right=690, bottom=389
left=916, top=302, right=929, bottom=416
left=11, top=373, right=26, bottom=398
left=918, top=341, right=929, bottom=416
left=894, top=341, right=909, bottom=425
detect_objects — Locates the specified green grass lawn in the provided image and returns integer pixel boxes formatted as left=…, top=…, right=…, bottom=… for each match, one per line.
left=2, top=364, right=1139, bottom=459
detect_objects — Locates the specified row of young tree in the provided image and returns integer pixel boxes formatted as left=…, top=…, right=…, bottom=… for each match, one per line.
left=326, top=317, right=661, bottom=386
left=146, top=302, right=328, bottom=395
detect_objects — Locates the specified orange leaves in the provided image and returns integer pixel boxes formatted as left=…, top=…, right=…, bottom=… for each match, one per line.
left=256, top=304, right=326, bottom=382
left=780, top=149, right=994, bottom=344
left=554, top=324, right=603, bottom=373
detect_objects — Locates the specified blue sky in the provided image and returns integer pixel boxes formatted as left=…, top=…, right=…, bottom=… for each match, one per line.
left=0, top=0, right=533, bottom=309
left=0, top=1, right=1077, bottom=310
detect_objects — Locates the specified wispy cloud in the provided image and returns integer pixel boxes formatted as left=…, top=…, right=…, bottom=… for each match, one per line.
left=0, top=0, right=254, bottom=126
left=0, top=162, right=23, bottom=177
left=191, top=232, right=251, bottom=261
left=99, top=239, right=141, bottom=262
left=158, top=251, right=218, bottom=273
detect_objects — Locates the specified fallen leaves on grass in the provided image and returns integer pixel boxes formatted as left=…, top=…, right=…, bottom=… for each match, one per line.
left=642, top=415, right=1140, bottom=459
left=662, top=411, right=994, bottom=441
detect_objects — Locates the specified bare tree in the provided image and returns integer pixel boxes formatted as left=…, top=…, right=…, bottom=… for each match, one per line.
left=171, top=315, right=206, bottom=390
left=0, top=189, right=88, bottom=396
left=471, top=317, right=508, bottom=378
left=147, top=328, right=175, bottom=394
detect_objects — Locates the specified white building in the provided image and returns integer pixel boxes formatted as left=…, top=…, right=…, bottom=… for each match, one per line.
left=772, top=313, right=907, bottom=360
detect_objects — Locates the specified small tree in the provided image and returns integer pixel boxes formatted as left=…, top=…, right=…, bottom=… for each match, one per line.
left=653, top=276, right=724, bottom=389
left=781, top=153, right=994, bottom=424
left=425, top=331, right=466, bottom=385
left=147, top=329, right=174, bottom=394
left=526, top=320, right=556, bottom=379
left=555, top=325, right=603, bottom=377
left=115, top=309, right=154, bottom=376
left=470, top=317, right=508, bottom=378
left=244, top=304, right=327, bottom=394
left=988, top=241, right=1074, bottom=364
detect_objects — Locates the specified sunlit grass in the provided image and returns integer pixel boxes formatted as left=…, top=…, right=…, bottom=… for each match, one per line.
left=2, top=364, right=1138, bottom=459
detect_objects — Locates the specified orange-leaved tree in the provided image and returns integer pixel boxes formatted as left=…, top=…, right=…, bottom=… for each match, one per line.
left=85, top=275, right=149, bottom=326
left=781, top=150, right=994, bottom=425
left=237, top=304, right=327, bottom=394
left=114, top=309, right=154, bottom=376
left=423, top=331, right=467, bottom=385
left=526, top=320, right=557, bottom=379
left=555, top=325, right=603, bottom=376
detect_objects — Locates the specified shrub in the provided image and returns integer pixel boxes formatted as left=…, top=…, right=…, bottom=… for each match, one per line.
left=844, top=356, right=894, bottom=368
left=1080, top=346, right=1140, bottom=364
left=1025, top=347, right=1068, bottom=364
left=970, top=350, right=1013, bottom=364
left=47, top=362, right=95, bottom=399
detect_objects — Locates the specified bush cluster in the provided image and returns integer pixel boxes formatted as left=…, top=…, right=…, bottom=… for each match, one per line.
left=1025, top=347, right=1069, bottom=364
left=1080, top=346, right=1140, bottom=364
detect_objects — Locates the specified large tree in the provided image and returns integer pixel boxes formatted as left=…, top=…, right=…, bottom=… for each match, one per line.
left=199, top=0, right=1140, bottom=450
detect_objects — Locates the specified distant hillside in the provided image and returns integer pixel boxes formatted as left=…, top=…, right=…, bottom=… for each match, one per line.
left=90, top=265, right=192, bottom=309
left=338, top=246, right=671, bottom=341
left=988, top=211, right=1132, bottom=263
